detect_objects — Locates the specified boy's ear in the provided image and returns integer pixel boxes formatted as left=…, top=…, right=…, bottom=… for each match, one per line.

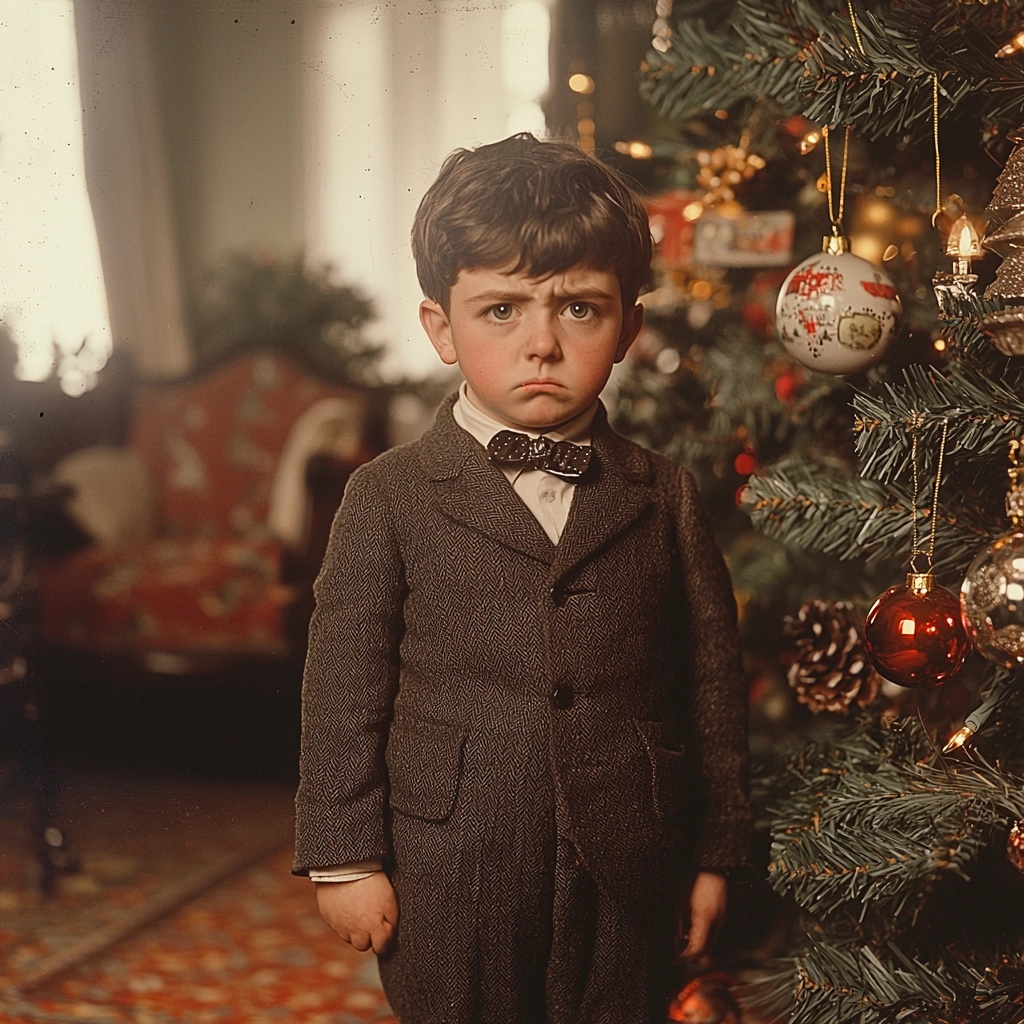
left=420, top=299, right=458, bottom=365
left=614, top=302, right=645, bottom=363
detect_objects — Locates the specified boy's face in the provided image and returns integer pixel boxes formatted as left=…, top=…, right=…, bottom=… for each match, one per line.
left=420, top=264, right=643, bottom=432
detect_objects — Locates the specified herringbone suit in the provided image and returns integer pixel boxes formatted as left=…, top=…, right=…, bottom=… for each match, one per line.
left=294, top=394, right=751, bottom=1024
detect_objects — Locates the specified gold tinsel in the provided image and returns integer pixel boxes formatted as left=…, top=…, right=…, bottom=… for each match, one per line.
left=694, top=144, right=766, bottom=206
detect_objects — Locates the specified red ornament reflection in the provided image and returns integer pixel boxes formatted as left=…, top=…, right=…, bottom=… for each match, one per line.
left=863, top=575, right=969, bottom=688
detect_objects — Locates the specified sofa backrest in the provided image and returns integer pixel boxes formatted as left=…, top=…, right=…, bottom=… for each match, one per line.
left=130, top=350, right=374, bottom=541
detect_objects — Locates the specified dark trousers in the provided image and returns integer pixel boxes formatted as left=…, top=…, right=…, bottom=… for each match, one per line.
left=378, top=823, right=673, bottom=1024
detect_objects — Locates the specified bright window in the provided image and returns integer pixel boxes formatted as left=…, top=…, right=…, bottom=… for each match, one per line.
left=0, top=0, right=112, bottom=394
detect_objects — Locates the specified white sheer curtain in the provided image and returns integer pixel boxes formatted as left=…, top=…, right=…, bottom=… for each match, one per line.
left=73, top=0, right=191, bottom=381
left=302, top=0, right=551, bottom=380
left=0, top=0, right=113, bottom=394
left=0, top=0, right=190, bottom=392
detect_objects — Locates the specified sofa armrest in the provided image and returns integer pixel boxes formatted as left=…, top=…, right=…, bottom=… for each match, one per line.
left=283, top=452, right=357, bottom=652
left=50, top=445, right=156, bottom=547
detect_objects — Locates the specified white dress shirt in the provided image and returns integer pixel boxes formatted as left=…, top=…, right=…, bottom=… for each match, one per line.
left=452, top=382, right=596, bottom=543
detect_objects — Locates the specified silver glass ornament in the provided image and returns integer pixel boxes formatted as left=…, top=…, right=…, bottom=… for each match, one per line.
left=961, top=531, right=1024, bottom=667
left=961, top=443, right=1024, bottom=665
left=980, top=306, right=1024, bottom=356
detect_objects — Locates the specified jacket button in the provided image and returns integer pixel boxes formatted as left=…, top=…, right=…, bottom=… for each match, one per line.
left=550, top=584, right=567, bottom=607
left=551, top=684, right=575, bottom=710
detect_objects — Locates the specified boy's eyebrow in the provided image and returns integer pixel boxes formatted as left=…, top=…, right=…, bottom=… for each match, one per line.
left=466, top=286, right=618, bottom=303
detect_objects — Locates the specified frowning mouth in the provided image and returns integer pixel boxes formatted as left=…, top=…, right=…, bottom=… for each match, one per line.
left=520, top=379, right=563, bottom=388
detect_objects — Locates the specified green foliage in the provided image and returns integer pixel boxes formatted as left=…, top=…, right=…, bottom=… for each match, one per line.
left=767, top=717, right=1024, bottom=920
left=745, top=305, right=1024, bottom=580
left=189, top=252, right=383, bottom=384
left=746, top=711, right=1024, bottom=1023
left=643, top=0, right=1024, bottom=148
left=751, top=940, right=1024, bottom=1024
left=614, top=318, right=853, bottom=511
left=629, top=2, right=1024, bottom=1020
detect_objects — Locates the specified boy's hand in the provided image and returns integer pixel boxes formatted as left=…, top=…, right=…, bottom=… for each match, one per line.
left=674, top=870, right=727, bottom=961
left=315, top=873, right=398, bottom=955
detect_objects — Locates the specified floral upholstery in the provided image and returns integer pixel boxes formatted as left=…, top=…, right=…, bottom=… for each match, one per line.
left=38, top=351, right=372, bottom=658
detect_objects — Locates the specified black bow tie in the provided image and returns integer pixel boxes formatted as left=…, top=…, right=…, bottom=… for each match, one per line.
left=486, top=430, right=593, bottom=480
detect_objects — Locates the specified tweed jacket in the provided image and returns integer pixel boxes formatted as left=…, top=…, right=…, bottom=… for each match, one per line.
left=293, top=394, right=751, bottom=906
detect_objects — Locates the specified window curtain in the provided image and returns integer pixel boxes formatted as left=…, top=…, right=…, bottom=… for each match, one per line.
left=302, top=0, right=550, bottom=380
left=0, top=1, right=112, bottom=392
left=73, top=0, right=191, bottom=380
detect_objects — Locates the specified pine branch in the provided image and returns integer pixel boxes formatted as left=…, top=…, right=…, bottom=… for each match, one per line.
left=643, top=0, right=1024, bottom=144
left=743, top=459, right=904, bottom=565
left=748, top=714, right=1024, bottom=1020
left=852, top=361, right=1024, bottom=484
left=616, top=321, right=855, bottom=481
left=744, top=941, right=1024, bottom=1024
left=742, top=455, right=995, bottom=577
left=785, top=941, right=989, bottom=1024
left=641, top=0, right=829, bottom=123
left=796, top=941, right=961, bottom=1021
left=938, top=293, right=1012, bottom=371
left=768, top=743, right=1024, bottom=920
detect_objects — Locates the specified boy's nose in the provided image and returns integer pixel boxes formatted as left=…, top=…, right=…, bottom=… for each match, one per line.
left=525, top=317, right=561, bottom=359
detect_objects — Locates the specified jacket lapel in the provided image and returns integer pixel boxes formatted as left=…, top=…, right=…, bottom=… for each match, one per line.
left=551, top=408, right=654, bottom=582
left=415, top=395, right=653, bottom=570
left=417, top=396, right=555, bottom=565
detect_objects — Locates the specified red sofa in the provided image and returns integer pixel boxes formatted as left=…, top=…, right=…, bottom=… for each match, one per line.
left=37, top=349, right=379, bottom=669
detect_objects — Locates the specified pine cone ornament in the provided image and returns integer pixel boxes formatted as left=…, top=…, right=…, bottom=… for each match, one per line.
left=784, top=599, right=880, bottom=714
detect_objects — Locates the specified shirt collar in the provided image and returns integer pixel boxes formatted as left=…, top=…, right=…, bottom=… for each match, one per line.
left=452, top=381, right=597, bottom=449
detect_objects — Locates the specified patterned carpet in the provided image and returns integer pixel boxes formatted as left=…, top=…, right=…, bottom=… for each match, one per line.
left=3, top=847, right=397, bottom=1024
left=1, top=763, right=762, bottom=1023
left=1, top=766, right=397, bottom=1023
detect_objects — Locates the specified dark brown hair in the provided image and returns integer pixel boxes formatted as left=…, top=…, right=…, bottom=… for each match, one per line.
left=412, top=133, right=652, bottom=312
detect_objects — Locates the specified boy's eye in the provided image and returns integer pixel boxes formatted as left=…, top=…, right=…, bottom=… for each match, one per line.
left=489, top=304, right=514, bottom=321
left=567, top=302, right=593, bottom=319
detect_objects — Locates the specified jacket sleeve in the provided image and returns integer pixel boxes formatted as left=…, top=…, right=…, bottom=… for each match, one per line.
left=293, top=461, right=404, bottom=875
left=671, top=464, right=753, bottom=871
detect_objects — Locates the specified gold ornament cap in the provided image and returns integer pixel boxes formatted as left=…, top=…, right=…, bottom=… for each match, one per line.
left=906, top=572, right=935, bottom=595
left=823, top=234, right=850, bottom=255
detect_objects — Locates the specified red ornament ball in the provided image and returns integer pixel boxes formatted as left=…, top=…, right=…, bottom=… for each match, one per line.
left=733, top=451, right=757, bottom=476
left=862, top=575, right=970, bottom=688
left=667, top=972, right=740, bottom=1024
left=1008, top=821, right=1024, bottom=875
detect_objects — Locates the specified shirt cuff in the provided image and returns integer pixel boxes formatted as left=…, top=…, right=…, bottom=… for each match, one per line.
left=308, top=859, right=383, bottom=883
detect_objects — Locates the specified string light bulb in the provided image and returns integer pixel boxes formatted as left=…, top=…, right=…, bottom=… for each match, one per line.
left=943, top=724, right=973, bottom=752
left=567, top=67, right=596, bottom=154
left=568, top=73, right=595, bottom=95
left=942, top=687, right=1007, bottom=753
left=996, top=30, right=1024, bottom=58
left=945, top=213, right=982, bottom=275
left=799, top=129, right=822, bottom=155
left=613, top=140, right=653, bottom=160
left=933, top=200, right=981, bottom=314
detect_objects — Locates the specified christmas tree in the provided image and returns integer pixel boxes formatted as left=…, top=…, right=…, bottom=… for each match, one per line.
left=625, top=1, right=1024, bottom=1020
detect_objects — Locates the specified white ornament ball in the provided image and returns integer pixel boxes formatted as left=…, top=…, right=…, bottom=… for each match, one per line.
left=775, top=249, right=901, bottom=374
left=960, top=529, right=1024, bottom=668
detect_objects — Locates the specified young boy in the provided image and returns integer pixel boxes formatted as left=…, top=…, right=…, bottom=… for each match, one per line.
left=294, top=133, right=751, bottom=1024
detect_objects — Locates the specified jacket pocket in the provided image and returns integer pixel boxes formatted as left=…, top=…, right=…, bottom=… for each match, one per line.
left=386, top=716, right=467, bottom=823
left=633, top=719, right=688, bottom=820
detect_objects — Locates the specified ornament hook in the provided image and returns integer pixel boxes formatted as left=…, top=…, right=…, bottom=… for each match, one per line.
left=822, top=123, right=851, bottom=241
left=908, top=415, right=950, bottom=576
